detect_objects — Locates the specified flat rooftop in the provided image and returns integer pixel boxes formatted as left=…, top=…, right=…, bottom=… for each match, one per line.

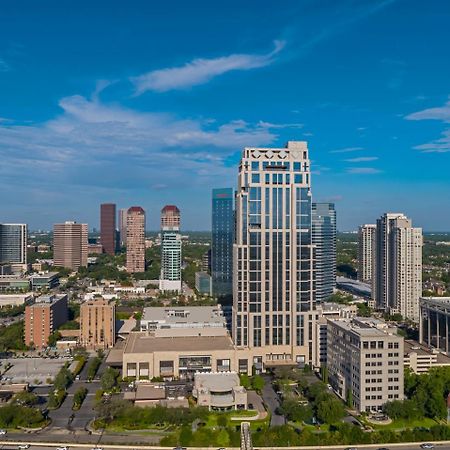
left=141, top=305, right=226, bottom=326
left=195, top=372, right=241, bottom=392
left=330, top=317, right=399, bottom=337
left=404, top=340, right=450, bottom=364
left=124, top=332, right=234, bottom=354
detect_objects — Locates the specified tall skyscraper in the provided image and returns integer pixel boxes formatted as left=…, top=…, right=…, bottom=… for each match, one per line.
left=118, top=208, right=128, bottom=247
left=100, top=203, right=116, bottom=255
left=374, top=213, right=422, bottom=322
left=53, top=221, right=88, bottom=270
left=312, top=203, right=336, bottom=302
left=0, top=223, right=27, bottom=264
left=211, top=188, right=234, bottom=298
left=233, top=141, right=316, bottom=366
left=358, top=224, right=376, bottom=284
left=126, top=206, right=146, bottom=273
left=159, top=205, right=182, bottom=292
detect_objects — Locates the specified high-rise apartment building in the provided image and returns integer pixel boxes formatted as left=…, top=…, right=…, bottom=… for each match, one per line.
left=312, top=203, right=336, bottom=302
left=118, top=208, right=128, bottom=247
left=79, top=298, right=116, bottom=349
left=126, top=207, right=146, bottom=273
left=211, top=188, right=234, bottom=298
left=0, top=223, right=27, bottom=264
left=24, top=294, right=68, bottom=349
left=53, top=221, right=88, bottom=270
left=374, top=213, right=422, bottom=322
left=233, top=141, right=316, bottom=367
left=327, top=317, right=404, bottom=413
left=160, top=205, right=182, bottom=292
left=100, top=203, right=116, bottom=255
left=358, top=224, right=376, bottom=284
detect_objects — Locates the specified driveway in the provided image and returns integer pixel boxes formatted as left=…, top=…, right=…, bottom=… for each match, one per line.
left=261, top=374, right=286, bottom=427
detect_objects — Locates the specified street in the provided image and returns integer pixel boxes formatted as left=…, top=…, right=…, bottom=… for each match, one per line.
left=261, top=374, right=286, bottom=427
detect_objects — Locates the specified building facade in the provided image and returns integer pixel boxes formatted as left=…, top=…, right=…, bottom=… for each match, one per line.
left=327, top=317, right=404, bottom=413
left=233, top=141, right=316, bottom=368
left=160, top=205, right=182, bottom=292
left=374, top=213, right=422, bottom=322
left=79, top=298, right=116, bottom=349
left=119, top=208, right=128, bottom=247
left=126, top=207, right=146, bottom=273
left=211, top=188, right=234, bottom=298
left=419, top=297, right=450, bottom=354
left=100, top=203, right=116, bottom=255
left=357, top=224, right=376, bottom=284
left=0, top=224, right=27, bottom=264
left=53, top=221, right=88, bottom=270
left=312, top=203, right=336, bottom=302
left=24, top=294, right=68, bottom=348
left=195, top=271, right=212, bottom=295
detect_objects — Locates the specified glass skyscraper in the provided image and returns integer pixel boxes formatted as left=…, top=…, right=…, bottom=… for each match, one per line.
left=233, top=141, right=316, bottom=366
left=312, top=203, right=336, bottom=302
left=0, top=223, right=27, bottom=264
left=211, top=188, right=234, bottom=298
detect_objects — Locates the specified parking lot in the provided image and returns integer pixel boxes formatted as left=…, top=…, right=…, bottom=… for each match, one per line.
left=0, top=357, right=71, bottom=385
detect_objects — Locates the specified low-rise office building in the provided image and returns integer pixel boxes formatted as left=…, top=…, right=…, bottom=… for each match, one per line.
left=31, top=272, right=59, bottom=290
left=0, top=276, right=30, bottom=292
left=327, top=317, right=404, bottom=413
left=122, top=332, right=236, bottom=380
left=0, top=293, right=33, bottom=308
left=193, top=372, right=247, bottom=411
left=404, top=339, right=450, bottom=374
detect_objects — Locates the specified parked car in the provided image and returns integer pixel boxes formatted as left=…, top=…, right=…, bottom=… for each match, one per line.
left=421, top=444, right=434, bottom=449
left=57, top=447, right=68, bottom=450
left=0, top=429, right=6, bottom=435
left=18, top=445, right=30, bottom=450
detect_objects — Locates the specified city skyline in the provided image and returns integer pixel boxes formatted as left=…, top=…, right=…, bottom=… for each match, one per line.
left=1, top=1, right=449, bottom=231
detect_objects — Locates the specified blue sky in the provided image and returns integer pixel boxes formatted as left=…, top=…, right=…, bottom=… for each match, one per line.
left=1, top=0, right=449, bottom=231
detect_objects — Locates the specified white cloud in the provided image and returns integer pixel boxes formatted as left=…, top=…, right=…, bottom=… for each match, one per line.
left=0, top=94, right=281, bottom=192
left=346, top=167, right=381, bottom=174
left=413, top=129, right=450, bottom=153
left=405, top=96, right=450, bottom=153
left=257, top=120, right=303, bottom=129
left=131, top=40, right=285, bottom=94
left=345, top=156, right=379, bottom=163
left=0, top=58, right=10, bottom=72
left=330, top=146, right=363, bottom=154
left=405, top=97, right=450, bottom=123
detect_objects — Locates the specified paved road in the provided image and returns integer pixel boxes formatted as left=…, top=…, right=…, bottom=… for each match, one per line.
left=261, top=374, right=286, bottom=427
left=1, top=440, right=450, bottom=450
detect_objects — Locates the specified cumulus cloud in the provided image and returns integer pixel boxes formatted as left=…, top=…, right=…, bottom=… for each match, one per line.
left=131, top=40, right=285, bottom=94
left=346, top=167, right=381, bottom=174
left=0, top=94, right=281, bottom=193
left=405, top=96, right=450, bottom=153
left=345, top=156, right=379, bottom=162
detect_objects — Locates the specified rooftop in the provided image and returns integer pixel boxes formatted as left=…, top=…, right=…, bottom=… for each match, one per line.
left=194, top=372, right=242, bottom=393
left=32, top=293, right=67, bottom=306
left=404, top=340, right=450, bottom=364
left=124, top=332, right=234, bottom=354
left=141, top=305, right=225, bottom=326
left=329, top=317, right=400, bottom=338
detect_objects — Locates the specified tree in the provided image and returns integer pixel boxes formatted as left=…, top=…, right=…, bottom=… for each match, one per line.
left=346, top=389, right=353, bottom=408
left=252, top=375, right=265, bottom=391
left=321, top=366, right=328, bottom=384
left=47, top=330, right=62, bottom=347
left=239, top=374, right=251, bottom=389
left=217, top=414, right=228, bottom=428
left=53, top=367, right=73, bottom=390
left=316, top=396, right=345, bottom=424
left=73, top=387, right=88, bottom=410
left=12, top=392, right=39, bottom=407
left=101, top=367, right=119, bottom=391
